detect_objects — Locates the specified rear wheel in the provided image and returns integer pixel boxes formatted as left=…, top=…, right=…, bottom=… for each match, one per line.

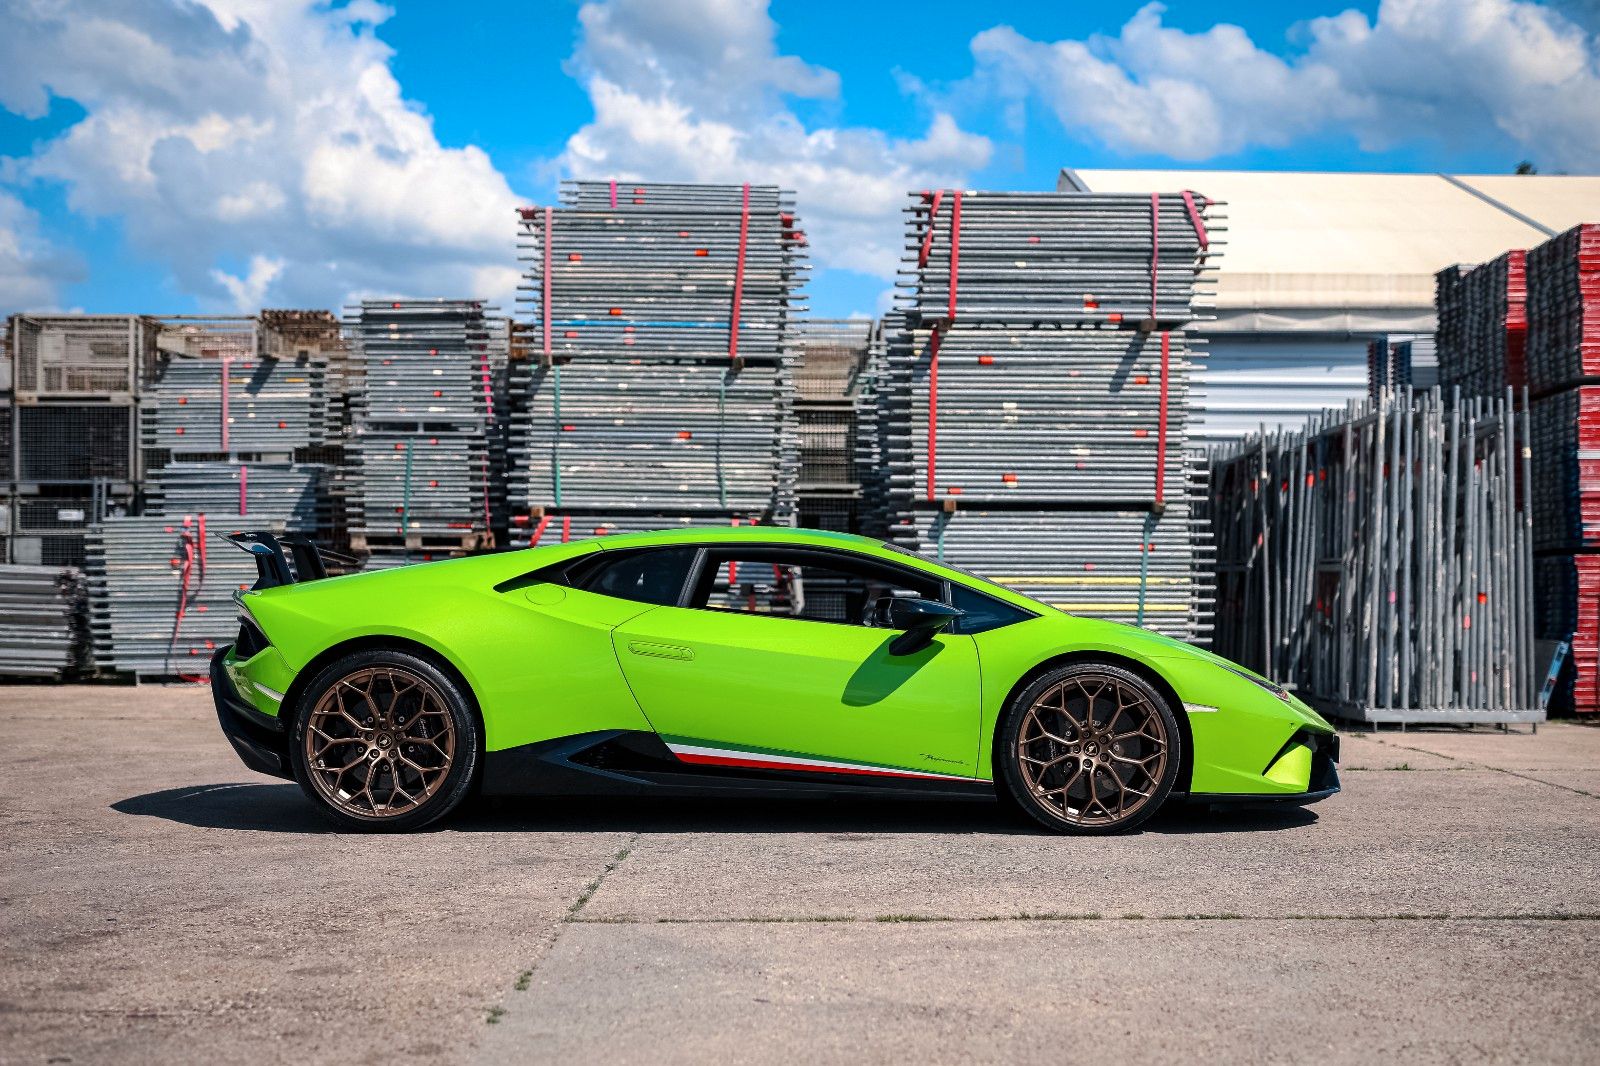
left=289, top=649, right=480, bottom=832
left=997, top=663, right=1181, bottom=835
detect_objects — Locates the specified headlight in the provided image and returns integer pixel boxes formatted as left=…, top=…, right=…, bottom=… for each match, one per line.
left=1222, top=664, right=1289, bottom=701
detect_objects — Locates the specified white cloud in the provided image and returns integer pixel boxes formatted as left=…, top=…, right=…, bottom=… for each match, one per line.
left=1, top=0, right=521, bottom=310
left=968, top=0, right=1600, bottom=169
left=0, top=189, right=83, bottom=313
left=211, top=254, right=282, bottom=310
left=559, top=0, right=992, bottom=280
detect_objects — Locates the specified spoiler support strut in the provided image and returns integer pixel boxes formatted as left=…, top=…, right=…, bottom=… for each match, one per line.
left=224, top=530, right=352, bottom=590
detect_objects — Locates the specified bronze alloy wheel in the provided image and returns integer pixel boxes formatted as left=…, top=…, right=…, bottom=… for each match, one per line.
left=303, top=666, right=458, bottom=819
left=1014, top=671, right=1170, bottom=828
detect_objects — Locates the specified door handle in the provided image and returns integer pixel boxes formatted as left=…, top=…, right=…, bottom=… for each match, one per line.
left=627, top=641, right=694, bottom=662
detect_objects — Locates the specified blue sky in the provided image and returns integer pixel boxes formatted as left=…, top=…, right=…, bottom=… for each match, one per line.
left=1, top=0, right=1596, bottom=318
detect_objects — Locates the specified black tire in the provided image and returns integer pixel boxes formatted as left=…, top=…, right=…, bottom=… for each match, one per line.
left=288, top=649, right=480, bottom=832
left=997, top=662, right=1182, bottom=835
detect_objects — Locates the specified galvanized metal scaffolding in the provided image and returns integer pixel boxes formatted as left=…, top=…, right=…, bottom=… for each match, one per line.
left=506, top=180, right=806, bottom=546
left=86, top=513, right=259, bottom=679
left=0, top=564, right=84, bottom=678
left=1210, top=388, right=1539, bottom=723
left=878, top=189, right=1222, bottom=640
left=79, top=317, right=342, bottom=675
left=345, top=299, right=500, bottom=568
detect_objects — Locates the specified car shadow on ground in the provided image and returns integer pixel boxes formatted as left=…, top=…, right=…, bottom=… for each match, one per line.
left=113, top=783, right=1318, bottom=836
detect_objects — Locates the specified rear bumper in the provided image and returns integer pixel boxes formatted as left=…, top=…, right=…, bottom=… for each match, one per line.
left=210, top=646, right=293, bottom=780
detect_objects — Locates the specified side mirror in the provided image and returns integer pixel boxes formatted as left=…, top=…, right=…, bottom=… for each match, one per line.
left=868, top=596, right=964, bottom=655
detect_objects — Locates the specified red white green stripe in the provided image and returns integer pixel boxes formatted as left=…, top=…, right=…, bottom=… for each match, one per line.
left=664, top=740, right=977, bottom=781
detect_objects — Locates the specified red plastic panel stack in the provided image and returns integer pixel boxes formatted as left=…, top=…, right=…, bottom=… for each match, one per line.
left=1534, top=555, right=1600, bottom=713
left=1528, top=224, right=1600, bottom=390
left=1434, top=251, right=1528, bottom=397
left=1530, top=387, right=1600, bottom=551
left=1527, top=224, right=1600, bottom=713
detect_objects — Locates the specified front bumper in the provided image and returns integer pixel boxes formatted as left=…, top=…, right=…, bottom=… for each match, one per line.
left=1189, top=731, right=1340, bottom=807
left=210, top=646, right=293, bottom=780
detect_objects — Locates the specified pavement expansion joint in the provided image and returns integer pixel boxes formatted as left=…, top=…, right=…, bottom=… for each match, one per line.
left=566, top=841, right=637, bottom=919
left=484, top=836, right=641, bottom=1028
left=1479, top=766, right=1599, bottom=799
left=1358, top=736, right=1600, bottom=798
left=564, top=912, right=1600, bottom=925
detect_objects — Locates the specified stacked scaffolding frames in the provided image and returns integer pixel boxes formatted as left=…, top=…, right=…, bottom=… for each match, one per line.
left=507, top=180, right=806, bottom=547
left=345, top=299, right=499, bottom=568
left=879, top=189, right=1222, bottom=641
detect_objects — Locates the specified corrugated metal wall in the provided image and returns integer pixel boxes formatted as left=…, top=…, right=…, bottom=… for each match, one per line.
left=1190, top=335, right=1372, bottom=441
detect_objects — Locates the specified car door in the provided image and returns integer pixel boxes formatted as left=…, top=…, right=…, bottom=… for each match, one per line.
left=609, top=545, right=983, bottom=779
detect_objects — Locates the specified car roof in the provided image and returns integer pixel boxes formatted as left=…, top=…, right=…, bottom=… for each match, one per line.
left=579, top=525, right=1046, bottom=614
left=589, top=526, right=884, bottom=551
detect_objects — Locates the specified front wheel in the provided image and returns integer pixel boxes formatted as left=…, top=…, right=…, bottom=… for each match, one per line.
left=288, top=649, right=480, bottom=832
left=997, top=663, right=1182, bottom=835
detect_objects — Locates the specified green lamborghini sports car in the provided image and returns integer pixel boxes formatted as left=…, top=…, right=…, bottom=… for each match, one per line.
left=212, top=526, right=1339, bottom=834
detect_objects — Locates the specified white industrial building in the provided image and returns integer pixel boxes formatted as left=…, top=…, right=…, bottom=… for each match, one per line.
left=1060, top=169, right=1600, bottom=440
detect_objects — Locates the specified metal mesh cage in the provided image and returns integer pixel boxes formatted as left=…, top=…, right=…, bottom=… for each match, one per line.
left=10, top=315, right=153, bottom=396
left=16, top=404, right=135, bottom=483
left=797, top=407, right=856, bottom=487
left=0, top=400, right=11, bottom=481
left=795, top=320, right=872, bottom=401
left=15, top=496, right=94, bottom=534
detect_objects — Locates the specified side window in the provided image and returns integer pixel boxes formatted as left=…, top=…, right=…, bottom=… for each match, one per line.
left=580, top=547, right=699, bottom=606
left=691, top=551, right=942, bottom=626
left=949, top=584, right=1035, bottom=635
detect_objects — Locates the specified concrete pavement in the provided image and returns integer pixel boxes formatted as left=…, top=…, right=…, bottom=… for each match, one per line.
left=0, top=687, right=1596, bottom=1064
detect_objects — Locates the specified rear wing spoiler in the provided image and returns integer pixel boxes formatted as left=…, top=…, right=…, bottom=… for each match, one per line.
left=224, top=530, right=355, bottom=590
